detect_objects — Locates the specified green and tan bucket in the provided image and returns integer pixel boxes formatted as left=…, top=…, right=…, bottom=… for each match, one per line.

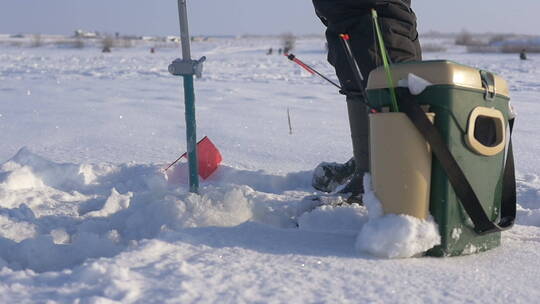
left=366, top=60, right=512, bottom=256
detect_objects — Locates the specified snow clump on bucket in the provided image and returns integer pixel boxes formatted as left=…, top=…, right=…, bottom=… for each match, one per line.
left=356, top=174, right=441, bottom=258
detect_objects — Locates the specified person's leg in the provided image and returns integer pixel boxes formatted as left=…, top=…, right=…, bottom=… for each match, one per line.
left=344, top=4, right=422, bottom=197
left=313, top=2, right=422, bottom=198
left=311, top=17, right=373, bottom=194
left=341, top=96, right=369, bottom=196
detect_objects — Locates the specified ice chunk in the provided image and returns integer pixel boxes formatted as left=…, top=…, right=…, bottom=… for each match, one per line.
left=398, top=73, right=433, bottom=95
left=85, top=188, right=133, bottom=218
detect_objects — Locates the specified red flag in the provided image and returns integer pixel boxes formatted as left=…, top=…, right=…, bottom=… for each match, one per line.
left=164, top=136, right=222, bottom=180
left=194, top=136, right=222, bottom=179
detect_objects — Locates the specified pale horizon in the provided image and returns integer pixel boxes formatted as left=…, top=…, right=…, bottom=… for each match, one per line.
left=1, top=1, right=539, bottom=37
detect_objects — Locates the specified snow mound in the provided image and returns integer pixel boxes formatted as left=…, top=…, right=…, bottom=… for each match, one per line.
left=0, top=148, right=341, bottom=273
left=1, top=147, right=88, bottom=191
left=0, top=149, right=260, bottom=272
left=355, top=214, right=441, bottom=259
left=3, top=147, right=535, bottom=274
left=171, top=185, right=253, bottom=228
left=356, top=174, right=441, bottom=258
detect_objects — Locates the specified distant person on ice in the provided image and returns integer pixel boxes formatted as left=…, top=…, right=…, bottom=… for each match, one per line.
left=310, top=0, right=422, bottom=203
left=520, top=49, right=527, bottom=60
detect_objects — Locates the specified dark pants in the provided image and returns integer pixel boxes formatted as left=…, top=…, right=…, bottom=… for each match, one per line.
left=323, top=3, right=422, bottom=175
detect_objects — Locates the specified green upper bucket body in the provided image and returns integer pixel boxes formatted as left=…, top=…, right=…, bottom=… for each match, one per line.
left=366, top=60, right=512, bottom=256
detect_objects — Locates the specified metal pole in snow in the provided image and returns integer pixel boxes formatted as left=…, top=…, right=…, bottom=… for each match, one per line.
left=173, top=0, right=199, bottom=193
left=178, top=0, right=192, bottom=60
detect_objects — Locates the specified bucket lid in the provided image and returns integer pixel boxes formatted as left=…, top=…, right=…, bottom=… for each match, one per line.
left=366, top=60, right=510, bottom=98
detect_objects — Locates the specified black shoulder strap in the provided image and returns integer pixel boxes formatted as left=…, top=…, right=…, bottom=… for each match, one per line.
left=398, top=93, right=516, bottom=235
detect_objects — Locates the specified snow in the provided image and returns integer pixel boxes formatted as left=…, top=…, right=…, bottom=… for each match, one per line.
left=362, top=174, right=384, bottom=219
left=0, top=36, right=539, bottom=302
left=356, top=214, right=441, bottom=259
left=398, top=73, right=433, bottom=95
left=357, top=174, right=441, bottom=259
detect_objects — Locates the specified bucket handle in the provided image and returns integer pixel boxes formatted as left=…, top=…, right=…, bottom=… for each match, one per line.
left=480, top=70, right=496, bottom=101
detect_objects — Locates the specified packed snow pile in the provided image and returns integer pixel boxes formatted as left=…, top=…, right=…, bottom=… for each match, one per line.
left=356, top=214, right=441, bottom=258
left=0, top=148, right=441, bottom=274
left=0, top=148, right=261, bottom=272
left=354, top=175, right=441, bottom=258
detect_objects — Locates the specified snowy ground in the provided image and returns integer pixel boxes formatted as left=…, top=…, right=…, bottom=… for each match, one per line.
left=0, top=37, right=539, bottom=303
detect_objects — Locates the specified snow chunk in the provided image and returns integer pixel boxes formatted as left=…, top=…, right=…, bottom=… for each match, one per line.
left=50, top=228, right=70, bottom=244
left=356, top=174, right=441, bottom=258
left=174, top=185, right=253, bottom=228
left=1, top=166, right=45, bottom=190
left=0, top=147, right=86, bottom=190
left=398, top=73, right=433, bottom=95
left=0, top=214, right=37, bottom=242
left=451, top=227, right=463, bottom=241
left=85, top=188, right=133, bottom=218
left=355, top=214, right=440, bottom=258
left=78, top=163, right=99, bottom=185
left=362, top=174, right=383, bottom=219
left=508, top=101, right=517, bottom=119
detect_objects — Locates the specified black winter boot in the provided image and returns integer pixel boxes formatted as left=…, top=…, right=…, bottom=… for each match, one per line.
left=338, top=173, right=364, bottom=205
left=312, top=158, right=356, bottom=193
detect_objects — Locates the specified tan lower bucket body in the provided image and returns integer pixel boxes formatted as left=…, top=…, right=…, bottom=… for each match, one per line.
left=369, top=112, right=435, bottom=219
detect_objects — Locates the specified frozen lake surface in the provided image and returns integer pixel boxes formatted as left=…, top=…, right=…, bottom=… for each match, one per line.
left=0, top=37, right=539, bottom=303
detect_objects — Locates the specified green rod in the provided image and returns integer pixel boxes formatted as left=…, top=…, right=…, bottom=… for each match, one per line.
left=371, top=9, right=399, bottom=112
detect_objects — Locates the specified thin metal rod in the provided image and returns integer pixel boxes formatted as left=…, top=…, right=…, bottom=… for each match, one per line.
left=286, top=53, right=342, bottom=90
left=163, top=152, right=187, bottom=172
left=339, top=34, right=370, bottom=105
left=178, top=0, right=191, bottom=60
left=163, top=136, right=208, bottom=172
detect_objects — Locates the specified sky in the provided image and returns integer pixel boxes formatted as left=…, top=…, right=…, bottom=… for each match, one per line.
left=0, top=0, right=538, bottom=36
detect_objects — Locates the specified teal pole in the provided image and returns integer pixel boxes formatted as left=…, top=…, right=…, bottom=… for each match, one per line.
left=183, top=74, right=199, bottom=193
left=177, top=0, right=199, bottom=193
